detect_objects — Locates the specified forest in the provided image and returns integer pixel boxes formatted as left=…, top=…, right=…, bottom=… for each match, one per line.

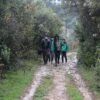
left=0, top=0, right=63, bottom=71
left=0, top=0, right=100, bottom=100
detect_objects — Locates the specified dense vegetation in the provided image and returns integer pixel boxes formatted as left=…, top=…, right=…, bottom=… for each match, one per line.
left=0, top=1, right=62, bottom=99
left=62, top=0, right=100, bottom=92
left=76, top=0, right=100, bottom=91
left=0, top=0, right=62, bottom=69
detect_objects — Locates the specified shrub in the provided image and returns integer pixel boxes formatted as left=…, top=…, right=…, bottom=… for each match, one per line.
left=94, top=44, right=100, bottom=91
left=1, top=45, right=11, bottom=65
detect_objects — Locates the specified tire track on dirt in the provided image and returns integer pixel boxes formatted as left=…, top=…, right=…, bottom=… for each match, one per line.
left=21, top=66, right=49, bottom=100
left=44, top=65, right=69, bottom=100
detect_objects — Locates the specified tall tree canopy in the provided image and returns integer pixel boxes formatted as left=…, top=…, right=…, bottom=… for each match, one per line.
left=0, top=0, right=62, bottom=65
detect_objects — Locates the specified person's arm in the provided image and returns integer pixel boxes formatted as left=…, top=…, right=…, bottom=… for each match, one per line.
left=66, top=43, right=69, bottom=52
left=41, top=39, right=44, bottom=50
left=48, top=40, right=51, bottom=50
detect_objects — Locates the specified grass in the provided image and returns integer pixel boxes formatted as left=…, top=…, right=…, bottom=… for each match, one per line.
left=33, top=75, right=53, bottom=100
left=66, top=74, right=83, bottom=100
left=0, top=59, right=39, bottom=100
left=78, top=67, right=100, bottom=100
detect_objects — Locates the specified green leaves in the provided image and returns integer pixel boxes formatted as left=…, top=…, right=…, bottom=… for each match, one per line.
left=1, top=45, right=11, bottom=64
left=0, top=0, right=62, bottom=64
left=75, top=0, right=100, bottom=91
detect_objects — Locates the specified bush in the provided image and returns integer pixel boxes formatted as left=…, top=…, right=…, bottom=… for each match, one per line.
left=1, top=45, right=11, bottom=65
left=22, top=50, right=38, bottom=60
left=94, top=44, right=100, bottom=91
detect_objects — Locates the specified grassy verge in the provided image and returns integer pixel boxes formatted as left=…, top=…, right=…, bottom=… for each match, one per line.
left=78, top=67, right=100, bottom=100
left=0, top=60, right=40, bottom=100
left=66, top=74, right=83, bottom=100
left=33, top=75, right=53, bottom=100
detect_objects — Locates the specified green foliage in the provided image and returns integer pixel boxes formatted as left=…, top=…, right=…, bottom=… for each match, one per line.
left=1, top=45, right=11, bottom=64
left=33, top=75, right=53, bottom=100
left=0, top=60, right=39, bottom=100
left=48, top=0, right=100, bottom=96
left=78, top=67, right=100, bottom=99
left=75, top=20, right=96, bottom=68
left=78, top=49, right=96, bottom=67
left=94, top=44, right=100, bottom=91
left=67, top=74, right=83, bottom=100
left=0, top=0, right=62, bottom=66
left=75, top=0, right=100, bottom=93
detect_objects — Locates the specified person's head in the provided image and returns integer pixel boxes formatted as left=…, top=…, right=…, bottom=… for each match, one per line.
left=45, top=33, right=48, bottom=37
left=62, top=38, right=66, bottom=43
left=55, top=34, right=59, bottom=39
left=45, top=31, right=50, bottom=37
left=54, top=34, right=59, bottom=42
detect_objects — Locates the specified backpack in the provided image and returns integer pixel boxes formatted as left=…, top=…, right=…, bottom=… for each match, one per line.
left=44, top=38, right=48, bottom=49
left=42, top=37, right=50, bottom=50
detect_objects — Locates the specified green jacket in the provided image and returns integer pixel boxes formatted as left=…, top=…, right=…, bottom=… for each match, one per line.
left=61, top=42, right=68, bottom=52
left=50, top=39, right=54, bottom=52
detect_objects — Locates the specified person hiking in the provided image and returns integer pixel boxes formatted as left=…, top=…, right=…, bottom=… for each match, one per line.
left=61, top=39, right=68, bottom=63
left=50, top=38, right=54, bottom=64
left=54, top=34, right=61, bottom=66
left=41, top=35, right=50, bottom=65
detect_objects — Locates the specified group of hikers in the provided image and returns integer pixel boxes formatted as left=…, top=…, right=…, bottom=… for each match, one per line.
left=39, top=33, right=69, bottom=66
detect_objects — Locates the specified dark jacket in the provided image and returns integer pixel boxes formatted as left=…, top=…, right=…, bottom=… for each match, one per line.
left=41, top=37, right=50, bottom=51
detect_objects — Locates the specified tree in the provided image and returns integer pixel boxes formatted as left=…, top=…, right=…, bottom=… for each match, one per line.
left=0, top=0, right=62, bottom=67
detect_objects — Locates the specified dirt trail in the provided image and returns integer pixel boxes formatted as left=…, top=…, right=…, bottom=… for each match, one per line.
left=44, top=65, right=69, bottom=100
left=21, top=52, right=93, bottom=100
left=21, top=66, right=49, bottom=100
left=66, top=52, right=93, bottom=100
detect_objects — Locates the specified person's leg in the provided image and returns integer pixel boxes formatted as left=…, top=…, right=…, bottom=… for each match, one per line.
left=45, top=50, right=49, bottom=64
left=62, top=52, right=64, bottom=63
left=56, top=51, right=58, bottom=64
left=55, top=51, right=57, bottom=66
left=52, top=52, right=54, bottom=62
left=43, top=51, right=46, bottom=64
left=49, top=51, right=51, bottom=62
left=51, top=52, right=53, bottom=64
left=48, top=51, right=50, bottom=62
left=57, top=51, right=60, bottom=64
left=64, top=52, right=67, bottom=63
